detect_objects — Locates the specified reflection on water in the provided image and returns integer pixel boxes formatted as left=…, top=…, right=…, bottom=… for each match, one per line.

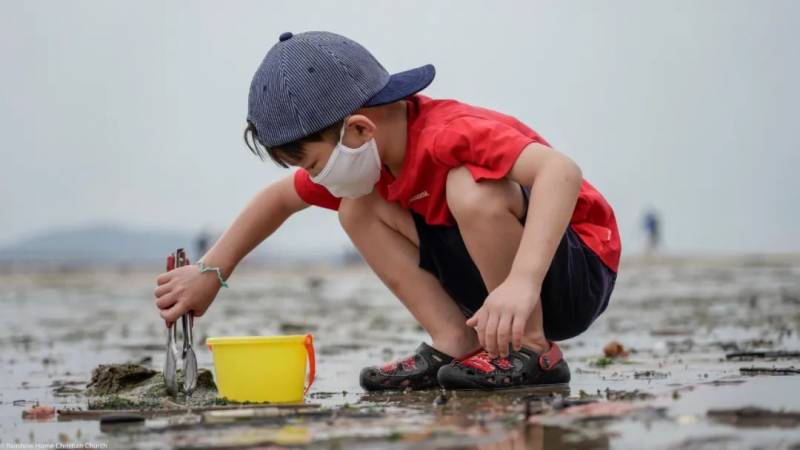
left=476, top=424, right=610, bottom=450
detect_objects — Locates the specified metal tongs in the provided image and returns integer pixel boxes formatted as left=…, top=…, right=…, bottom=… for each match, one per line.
left=164, top=248, right=198, bottom=396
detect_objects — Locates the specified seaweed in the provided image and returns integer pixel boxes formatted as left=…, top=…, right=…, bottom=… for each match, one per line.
left=82, top=363, right=218, bottom=410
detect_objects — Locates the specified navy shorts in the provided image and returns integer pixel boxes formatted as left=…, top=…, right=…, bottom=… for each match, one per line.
left=411, top=186, right=616, bottom=341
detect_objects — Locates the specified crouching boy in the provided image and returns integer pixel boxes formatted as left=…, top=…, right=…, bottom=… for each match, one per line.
left=155, top=31, right=620, bottom=391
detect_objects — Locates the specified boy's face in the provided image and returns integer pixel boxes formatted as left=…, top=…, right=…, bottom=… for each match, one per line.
left=289, top=140, right=334, bottom=178
left=284, top=114, right=377, bottom=178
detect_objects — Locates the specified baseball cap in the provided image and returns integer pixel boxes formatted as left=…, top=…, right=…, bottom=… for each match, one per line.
left=248, top=31, right=435, bottom=147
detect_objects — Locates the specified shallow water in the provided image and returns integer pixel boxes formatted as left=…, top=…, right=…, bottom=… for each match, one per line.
left=1, top=256, right=799, bottom=449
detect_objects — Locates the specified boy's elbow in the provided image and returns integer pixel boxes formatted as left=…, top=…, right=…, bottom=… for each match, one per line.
left=572, top=160, right=583, bottom=187
left=273, top=175, right=309, bottom=216
left=560, top=157, right=583, bottom=190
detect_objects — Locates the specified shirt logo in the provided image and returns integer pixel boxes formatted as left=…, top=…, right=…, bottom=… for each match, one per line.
left=408, top=191, right=430, bottom=204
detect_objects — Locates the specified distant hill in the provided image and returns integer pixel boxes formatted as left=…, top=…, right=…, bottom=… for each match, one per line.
left=0, top=224, right=350, bottom=266
left=0, top=224, right=194, bottom=264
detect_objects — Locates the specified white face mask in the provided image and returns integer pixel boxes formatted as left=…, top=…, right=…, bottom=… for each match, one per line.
left=310, top=120, right=381, bottom=198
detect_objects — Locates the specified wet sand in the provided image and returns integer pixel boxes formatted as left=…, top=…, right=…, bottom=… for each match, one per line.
left=1, top=255, right=799, bottom=449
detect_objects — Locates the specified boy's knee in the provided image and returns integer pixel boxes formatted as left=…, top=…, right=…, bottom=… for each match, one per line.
left=445, top=166, right=521, bottom=221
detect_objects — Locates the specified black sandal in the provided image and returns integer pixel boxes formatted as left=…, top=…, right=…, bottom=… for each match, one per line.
left=360, top=342, right=453, bottom=391
left=436, top=342, right=570, bottom=390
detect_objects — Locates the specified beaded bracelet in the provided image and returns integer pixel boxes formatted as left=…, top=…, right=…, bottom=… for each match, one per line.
left=197, top=260, right=229, bottom=288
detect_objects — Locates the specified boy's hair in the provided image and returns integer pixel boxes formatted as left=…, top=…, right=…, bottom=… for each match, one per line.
left=244, top=119, right=343, bottom=168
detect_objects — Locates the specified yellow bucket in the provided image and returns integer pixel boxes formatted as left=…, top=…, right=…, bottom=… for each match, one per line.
left=206, top=333, right=315, bottom=403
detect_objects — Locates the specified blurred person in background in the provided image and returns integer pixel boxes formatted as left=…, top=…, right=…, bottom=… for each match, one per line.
left=642, top=208, right=661, bottom=255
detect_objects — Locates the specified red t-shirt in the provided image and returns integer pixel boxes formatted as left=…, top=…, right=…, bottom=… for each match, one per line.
left=294, top=94, right=621, bottom=272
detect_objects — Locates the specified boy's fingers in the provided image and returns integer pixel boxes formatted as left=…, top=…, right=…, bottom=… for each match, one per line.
left=497, top=313, right=512, bottom=357
left=471, top=316, right=485, bottom=349
left=511, top=313, right=526, bottom=351
left=159, top=303, right=185, bottom=324
left=156, top=272, right=171, bottom=286
left=154, top=282, right=172, bottom=298
left=465, top=308, right=483, bottom=327
left=484, top=313, right=500, bottom=356
left=156, top=293, right=177, bottom=310
left=468, top=309, right=485, bottom=344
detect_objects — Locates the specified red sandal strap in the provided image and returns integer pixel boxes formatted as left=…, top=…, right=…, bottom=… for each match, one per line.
left=538, top=341, right=563, bottom=370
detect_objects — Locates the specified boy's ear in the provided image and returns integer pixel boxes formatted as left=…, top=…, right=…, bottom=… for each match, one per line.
left=344, top=114, right=376, bottom=144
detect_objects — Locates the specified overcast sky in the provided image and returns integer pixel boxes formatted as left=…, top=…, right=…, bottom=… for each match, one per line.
left=1, top=0, right=798, bottom=256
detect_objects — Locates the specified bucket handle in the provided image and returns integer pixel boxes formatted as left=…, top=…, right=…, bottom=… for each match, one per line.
left=304, top=333, right=316, bottom=396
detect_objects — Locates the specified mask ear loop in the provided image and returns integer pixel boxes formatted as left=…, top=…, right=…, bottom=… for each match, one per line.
left=337, top=115, right=350, bottom=144
left=311, top=115, right=351, bottom=184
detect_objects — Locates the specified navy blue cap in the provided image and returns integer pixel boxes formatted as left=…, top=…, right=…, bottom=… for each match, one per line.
left=248, top=31, right=435, bottom=147
left=362, top=64, right=435, bottom=107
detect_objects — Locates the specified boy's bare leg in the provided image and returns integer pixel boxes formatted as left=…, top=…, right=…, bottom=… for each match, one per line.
left=445, top=166, right=549, bottom=353
left=338, top=191, right=480, bottom=358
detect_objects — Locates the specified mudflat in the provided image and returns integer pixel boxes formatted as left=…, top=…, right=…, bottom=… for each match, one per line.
left=1, top=256, right=798, bottom=449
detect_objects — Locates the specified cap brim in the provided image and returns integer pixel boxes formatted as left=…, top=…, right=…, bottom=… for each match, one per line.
left=363, top=64, right=435, bottom=107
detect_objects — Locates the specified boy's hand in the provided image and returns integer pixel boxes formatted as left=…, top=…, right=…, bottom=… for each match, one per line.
left=465, top=275, right=538, bottom=358
left=154, top=265, right=221, bottom=326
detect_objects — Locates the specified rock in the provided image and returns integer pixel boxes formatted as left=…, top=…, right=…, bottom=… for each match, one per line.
left=603, top=341, right=629, bottom=358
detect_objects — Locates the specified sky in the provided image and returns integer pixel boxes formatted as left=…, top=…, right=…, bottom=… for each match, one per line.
left=1, top=0, right=798, bottom=257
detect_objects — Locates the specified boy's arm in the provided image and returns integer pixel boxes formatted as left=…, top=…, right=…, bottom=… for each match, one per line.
left=505, top=143, right=582, bottom=284
left=466, top=142, right=582, bottom=356
left=200, top=173, right=309, bottom=279
left=155, top=173, right=309, bottom=324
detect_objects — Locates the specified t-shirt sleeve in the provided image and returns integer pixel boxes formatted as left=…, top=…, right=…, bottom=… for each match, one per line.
left=431, top=116, right=542, bottom=182
left=293, top=169, right=341, bottom=210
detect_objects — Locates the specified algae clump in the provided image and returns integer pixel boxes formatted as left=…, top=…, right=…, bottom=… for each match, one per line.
left=84, top=363, right=218, bottom=410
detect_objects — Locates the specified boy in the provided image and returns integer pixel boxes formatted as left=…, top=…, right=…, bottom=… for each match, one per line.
left=154, top=31, right=620, bottom=391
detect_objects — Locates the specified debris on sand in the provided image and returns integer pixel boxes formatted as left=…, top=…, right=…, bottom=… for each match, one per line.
left=279, top=322, right=318, bottom=334
left=12, top=400, right=38, bottom=407
left=57, top=403, right=324, bottom=421
left=590, top=356, right=615, bottom=368
left=604, top=388, right=655, bottom=401
left=549, top=397, right=598, bottom=411
left=432, top=392, right=448, bottom=407
left=707, top=407, right=800, bottom=428
left=22, top=405, right=56, bottom=420
left=98, top=413, right=145, bottom=425
left=633, top=370, right=669, bottom=380
left=50, top=379, right=85, bottom=397
left=701, top=379, right=745, bottom=387
left=603, top=341, right=630, bottom=358
left=524, top=395, right=596, bottom=419
left=83, top=363, right=217, bottom=410
left=726, top=351, right=800, bottom=361
left=739, top=366, right=800, bottom=376
left=650, top=328, right=693, bottom=337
